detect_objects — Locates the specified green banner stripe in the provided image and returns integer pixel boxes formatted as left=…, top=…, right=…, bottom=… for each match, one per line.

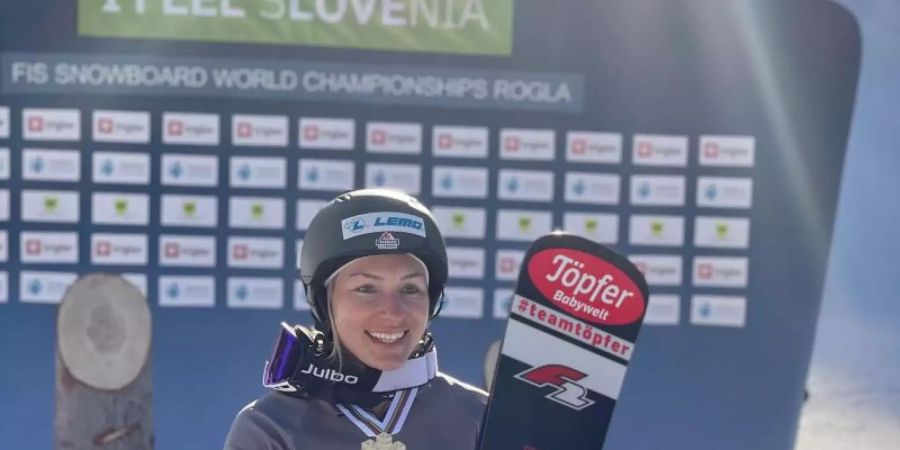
left=78, top=0, right=513, bottom=55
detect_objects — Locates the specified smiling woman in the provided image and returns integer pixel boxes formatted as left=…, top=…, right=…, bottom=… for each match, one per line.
left=328, top=254, right=431, bottom=371
left=224, top=188, right=487, bottom=450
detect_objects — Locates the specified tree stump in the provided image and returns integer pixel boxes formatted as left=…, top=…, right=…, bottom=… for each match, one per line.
left=55, top=274, right=153, bottom=450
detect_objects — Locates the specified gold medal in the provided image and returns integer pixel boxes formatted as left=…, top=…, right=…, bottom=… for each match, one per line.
left=361, top=432, right=406, bottom=450
left=339, top=388, right=418, bottom=450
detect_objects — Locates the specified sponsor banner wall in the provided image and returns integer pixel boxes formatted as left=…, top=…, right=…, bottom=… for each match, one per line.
left=0, top=2, right=858, bottom=450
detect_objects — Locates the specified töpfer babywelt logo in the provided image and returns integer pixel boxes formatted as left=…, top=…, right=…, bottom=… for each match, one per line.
left=528, top=249, right=645, bottom=326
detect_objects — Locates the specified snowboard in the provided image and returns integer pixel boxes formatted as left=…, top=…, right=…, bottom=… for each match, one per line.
left=479, top=233, right=649, bottom=450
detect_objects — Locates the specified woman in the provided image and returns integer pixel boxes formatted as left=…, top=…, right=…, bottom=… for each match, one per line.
left=224, top=188, right=487, bottom=449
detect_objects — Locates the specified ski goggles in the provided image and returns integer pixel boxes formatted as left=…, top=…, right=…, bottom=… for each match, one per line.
left=262, top=322, right=311, bottom=392
left=261, top=322, right=439, bottom=394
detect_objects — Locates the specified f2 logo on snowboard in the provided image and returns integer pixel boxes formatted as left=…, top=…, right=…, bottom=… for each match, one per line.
left=514, top=364, right=595, bottom=410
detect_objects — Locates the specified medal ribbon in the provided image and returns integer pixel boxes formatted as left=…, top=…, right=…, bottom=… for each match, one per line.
left=337, top=387, right=418, bottom=438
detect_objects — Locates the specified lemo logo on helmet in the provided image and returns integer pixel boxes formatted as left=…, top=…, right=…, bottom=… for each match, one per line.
left=340, top=211, right=426, bottom=240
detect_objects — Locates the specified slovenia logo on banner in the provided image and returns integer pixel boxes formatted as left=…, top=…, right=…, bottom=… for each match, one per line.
left=78, top=0, right=514, bottom=55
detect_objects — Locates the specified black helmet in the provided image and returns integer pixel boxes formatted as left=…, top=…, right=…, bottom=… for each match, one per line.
left=301, top=189, right=448, bottom=329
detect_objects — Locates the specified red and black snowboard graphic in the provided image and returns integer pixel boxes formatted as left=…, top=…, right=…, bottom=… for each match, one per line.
left=479, top=233, right=649, bottom=450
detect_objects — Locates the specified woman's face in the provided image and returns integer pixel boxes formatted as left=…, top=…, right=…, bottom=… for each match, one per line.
left=330, top=254, right=430, bottom=371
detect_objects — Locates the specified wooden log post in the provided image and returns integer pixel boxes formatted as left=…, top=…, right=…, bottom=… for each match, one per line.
left=55, top=274, right=153, bottom=450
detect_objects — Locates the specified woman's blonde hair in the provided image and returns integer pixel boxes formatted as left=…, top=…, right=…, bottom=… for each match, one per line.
left=325, top=281, right=345, bottom=368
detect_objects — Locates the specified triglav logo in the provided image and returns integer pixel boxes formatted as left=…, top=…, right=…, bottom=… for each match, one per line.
left=699, top=135, right=755, bottom=167
left=228, top=237, right=283, bottom=268
left=628, top=255, right=682, bottom=286
left=162, top=113, right=219, bottom=145
left=632, top=134, right=688, bottom=167
left=515, top=364, right=595, bottom=411
left=23, top=109, right=81, bottom=141
left=366, top=122, right=422, bottom=154
left=432, top=126, right=488, bottom=158
left=299, top=118, right=355, bottom=150
left=91, top=234, right=148, bottom=265
left=232, top=115, right=288, bottom=147
left=0, top=107, right=9, bottom=139
left=93, top=110, right=150, bottom=143
left=495, top=250, right=524, bottom=281
left=447, top=247, right=485, bottom=279
left=160, top=236, right=215, bottom=267
left=21, top=232, right=78, bottom=263
left=500, top=129, right=555, bottom=160
left=693, top=257, right=749, bottom=288
left=566, top=131, right=622, bottom=163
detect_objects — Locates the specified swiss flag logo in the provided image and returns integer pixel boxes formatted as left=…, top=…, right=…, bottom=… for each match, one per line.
left=233, top=244, right=248, bottom=260
left=25, top=239, right=42, bottom=255
left=164, top=242, right=180, bottom=258
left=371, top=129, right=386, bottom=145
left=504, top=136, right=520, bottom=152
left=304, top=125, right=319, bottom=141
left=98, top=118, right=114, bottom=134
left=698, top=263, right=713, bottom=279
left=571, top=138, right=586, bottom=155
left=704, top=142, right=720, bottom=159
left=96, top=241, right=112, bottom=257
left=237, top=122, right=253, bottom=138
left=437, top=133, right=453, bottom=149
left=637, top=141, right=653, bottom=157
left=168, top=120, right=184, bottom=136
left=28, top=116, right=44, bottom=132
